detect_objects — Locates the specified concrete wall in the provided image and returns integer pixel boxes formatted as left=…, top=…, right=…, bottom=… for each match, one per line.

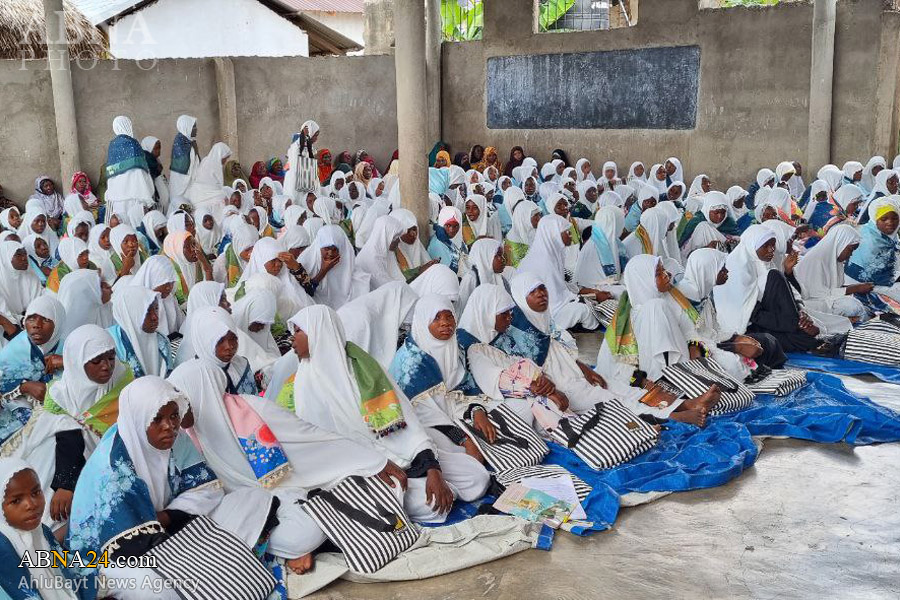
left=442, top=0, right=900, bottom=188
left=0, top=55, right=397, bottom=202
left=109, top=0, right=309, bottom=59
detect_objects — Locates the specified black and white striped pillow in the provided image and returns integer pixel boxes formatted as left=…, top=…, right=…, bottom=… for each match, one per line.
left=842, top=329, right=900, bottom=367
left=495, top=464, right=592, bottom=501
left=661, top=358, right=755, bottom=415
left=857, top=318, right=900, bottom=336
left=746, top=369, right=807, bottom=396
left=457, top=403, right=549, bottom=472
left=302, top=475, right=420, bottom=574
left=147, top=516, right=275, bottom=600
left=550, top=400, right=659, bottom=471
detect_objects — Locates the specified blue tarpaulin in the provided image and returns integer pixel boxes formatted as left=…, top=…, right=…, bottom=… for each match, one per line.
left=434, top=372, right=900, bottom=536
left=786, top=353, right=900, bottom=385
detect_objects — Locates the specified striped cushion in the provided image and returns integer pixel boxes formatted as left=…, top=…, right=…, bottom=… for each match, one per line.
left=582, top=296, right=618, bottom=328
left=550, top=400, right=659, bottom=470
left=302, top=475, right=420, bottom=574
left=495, top=465, right=592, bottom=501
left=857, top=318, right=900, bottom=336
left=746, top=369, right=807, bottom=396
left=457, top=403, right=549, bottom=472
left=147, top=516, right=275, bottom=600
left=842, top=329, right=900, bottom=367
left=661, top=357, right=755, bottom=415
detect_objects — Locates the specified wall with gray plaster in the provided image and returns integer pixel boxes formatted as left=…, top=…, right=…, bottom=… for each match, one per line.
left=0, top=55, right=397, bottom=202
left=442, top=0, right=899, bottom=188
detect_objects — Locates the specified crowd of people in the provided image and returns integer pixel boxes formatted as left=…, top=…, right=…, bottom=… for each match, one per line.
left=2, top=114, right=900, bottom=599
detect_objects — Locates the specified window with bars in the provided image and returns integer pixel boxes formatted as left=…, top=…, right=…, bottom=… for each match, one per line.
left=537, top=0, right=636, bottom=33
left=441, top=0, right=484, bottom=41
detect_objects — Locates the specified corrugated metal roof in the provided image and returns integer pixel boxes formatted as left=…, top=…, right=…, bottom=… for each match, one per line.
left=271, top=0, right=364, bottom=14
left=67, top=0, right=145, bottom=25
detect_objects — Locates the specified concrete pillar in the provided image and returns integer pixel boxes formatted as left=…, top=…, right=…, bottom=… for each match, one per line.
left=807, top=0, right=836, bottom=173
left=394, top=0, right=431, bottom=240
left=214, top=58, right=240, bottom=160
left=43, top=0, right=81, bottom=186
left=425, top=0, right=442, bottom=146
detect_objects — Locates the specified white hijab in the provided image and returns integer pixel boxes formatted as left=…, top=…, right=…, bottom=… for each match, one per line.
left=174, top=280, right=225, bottom=365
left=116, top=376, right=190, bottom=510
left=409, top=263, right=461, bottom=304
left=412, top=294, right=465, bottom=389
left=713, top=225, right=776, bottom=336
left=393, top=208, right=430, bottom=269
left=0, top=459, right=77, bottom=600
left=517, top=214, right=574, bottom=313
left=231, top=289, right=280, bottom=370
left=239, top=237, right=313, bottom=313
left=24, top=296, right=66, bottom=355
left=112, top=285, right=165, bottom=377
left=678, top=247, right=728, bottom=303
left=57, top=237, right=88, bottom=272
left=299, top=225, right=369, bottom=309
left=0, top=241, right=43, bottom=323
left=458, top=284, right=515, bottom=344
left=338, top=281, right=419, bottom=368
left=291, top=305, right=433, bottom=468
left=794, top=223, right=861, bottom=301
left=356, top=215, right=406, bottom=289
left=507, top=200, right=539, bottom=246
left=49, top=324, right=124, bottom=416
left=131, top=256, right=182, bottom=337
left=110, top=224, right=142, bottom=273
left=58, top=269, right=110, bottom=340
left=575, top=205, right=625, bottom=288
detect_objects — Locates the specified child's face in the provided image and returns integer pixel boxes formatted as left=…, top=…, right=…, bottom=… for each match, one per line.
left=2, top=469, right=44, bottom=531
left=40, top=180, right=54, bottom=195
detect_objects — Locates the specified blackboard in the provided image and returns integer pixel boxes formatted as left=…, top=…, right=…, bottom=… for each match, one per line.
left=486, top=46, right=701, bottom=130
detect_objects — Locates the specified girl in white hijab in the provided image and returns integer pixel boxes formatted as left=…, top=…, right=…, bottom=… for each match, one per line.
left=11, top=325, right=129, bottom=526
left=627, top=161, right=647, bottom=186
left=105, top=116, right=155, bottom=222
left=18, top=209, right=59, bottom=257
left=109, top=285, right=171, bottom=378
left=0, top=458, right=80, bottom=600
left=131, top=254, right=185, bottom=338
left=194, top=207, right=222, bottom=256
left=190, top=306, right=257, bottom=394
left=518, top=214, right=601, bottom=331
left=169, top=115, right=200, bottom=198
left=575, top=205, right=627, bottom=294
left=168, top=357, right=387, bottom=569
left=393, top=208, right=433, bottom=280
left=141, top=135, right=171, bottom=212
left=231, top=288, right=281, bottom=378
left=87, top=223, right=117, bottom=285
left=680, top=191, right=729, bottom=261
left=622, top=205, right=683, bottom=277
left=290, top=305, right=488, bottom=523
left=409, top=263, right=461, bottom=305
left=187, top=142, right=232, bottom=221
left=109, top=223, right=143, bottom=277
left=458, top=238, right=514, bottom=312
left=504, top=199, right=540, bottom=268
left=356, top=215, right=407, bottom=289
left=860, top=156, right=886, bottom=195
left=174, top=280, right=228, bottom=368
left=238, top=237, right=314, bottom=316
left=337, top=281, right=419, bottom=368
left=389, top=294, right=504, bottom=464
left=794, top=224, right=867, bottom=321
left=57, top=269, right=112, bottom=340
left=299, top=225, right=369, bottom=309
left=140, top=209, right=168, bottom=254
left=0, top=241, right=43, bottom=347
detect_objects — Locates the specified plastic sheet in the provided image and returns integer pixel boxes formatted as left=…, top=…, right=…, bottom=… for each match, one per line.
left=786, top=352, right=900, bottom=384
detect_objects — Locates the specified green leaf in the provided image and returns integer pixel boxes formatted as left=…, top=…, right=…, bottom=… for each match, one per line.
left=538, top=0, right=577, bottom=31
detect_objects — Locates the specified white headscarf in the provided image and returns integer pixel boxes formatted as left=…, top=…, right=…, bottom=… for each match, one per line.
left=713, top=225, right=776, bottom=336
left=665, top=157, right=683, bottom=183
left=24, top=296, right=66, bottom=354
left=231, top=289, right=279, bottom=363
left=338, top=281, right=419, bottom=368
left=794, top=224, right=861, bottom=301
left=412, top=294, right=465, bottom=389
left=290, top=305, right=433, bottom=468
left=517, top=214, right=574, bottom=313
left=279, top=224, right=311, bottom=254
left=57, top=237, right=88, bottom=272
left=57, top=269, right=110, bottom=340
left=0, top=458, right=77, bottom=600
left=18, top=210, right=59, bottom=256
left=187, top=142, right=232, bottom=215
left=239, top=237, right=313, bottom=313
left=299, top=225, right=369, bottom=309
left=507, top=200, right=539, bottom=246
left=409, top=263, right=461, bottom=304
left=174, top=281, right=225, bottom=365
left=727, top=185, right=749, bottom=220
left=356, top=215, right=406, bottom=288
left=464, top=194, right=492, bottom=239
left=49, top=324, right=123, bottom=416
left=862, top=156, right=886, bottom=193
left=117, top=376, right=190, bottom=510
left=65, top=211, right=94, bottom=240
left=458, top=284, right=515, bottom=344
left=393, top=208, right=430, bottom=269
left=131, top=255, right=182, bottom=336
left=112, top=285, right=165, bottom=377
left=0, top=241, right=42, bottom=324
left=678, top=248, right=728, bottom=303
left=575, top=205, right=625, bottom=288
left=510, top=272, right=551, bottom=334
left=110, top=224, right=142, bottom=273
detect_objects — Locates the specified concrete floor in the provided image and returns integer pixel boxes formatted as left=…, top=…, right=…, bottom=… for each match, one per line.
left=308, top=334, right=900, bottom=600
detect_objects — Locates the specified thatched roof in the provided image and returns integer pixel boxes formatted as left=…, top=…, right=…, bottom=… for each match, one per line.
left=0, top=0, right=108, bottom=59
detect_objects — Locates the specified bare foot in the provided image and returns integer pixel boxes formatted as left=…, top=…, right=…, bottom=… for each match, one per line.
left=286, top=553, right=314, bottom=575
left=670, top=408, right=707, bottom=428
left=683, top=384, right=721, bottom=413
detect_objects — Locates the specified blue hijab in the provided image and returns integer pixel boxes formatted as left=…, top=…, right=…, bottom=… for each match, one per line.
left=845, top=216, right=899, bottom=287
